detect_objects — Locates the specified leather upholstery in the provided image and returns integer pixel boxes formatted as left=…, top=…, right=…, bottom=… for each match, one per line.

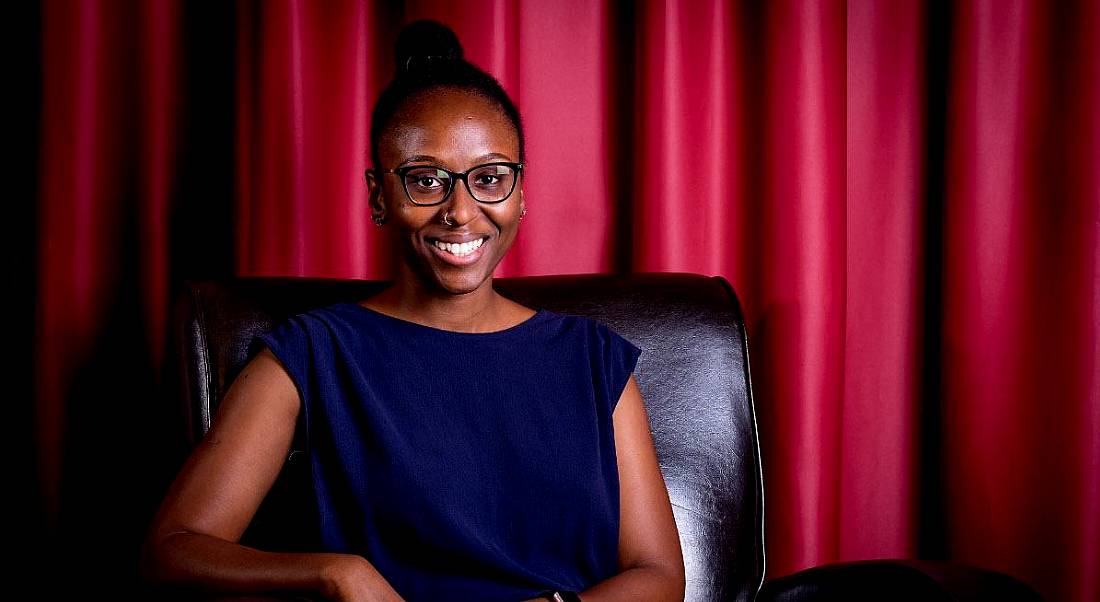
left=169, top=273, right=766, bottom=602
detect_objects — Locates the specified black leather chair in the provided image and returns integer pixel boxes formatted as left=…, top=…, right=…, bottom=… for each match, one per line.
left=161, top=273, right=1041, bottom=601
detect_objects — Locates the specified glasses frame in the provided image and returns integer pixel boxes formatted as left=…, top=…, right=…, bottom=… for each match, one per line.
left=376, top=161, right=525, bottom=206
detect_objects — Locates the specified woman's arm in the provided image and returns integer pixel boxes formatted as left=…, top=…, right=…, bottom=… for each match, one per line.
left=140, top=348, right=404, bottom=601
left=574, top=374, right=686, bottom=601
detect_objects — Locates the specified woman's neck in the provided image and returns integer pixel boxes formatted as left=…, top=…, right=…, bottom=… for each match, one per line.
left=364, top=279, right=508, bottom=333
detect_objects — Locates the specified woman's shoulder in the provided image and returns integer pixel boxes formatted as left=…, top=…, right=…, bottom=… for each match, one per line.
left=537, top=309, right=633, bottom=347
left=542, top=308, right=614, bottom=331
left=251, top=302, right=362, bottom=351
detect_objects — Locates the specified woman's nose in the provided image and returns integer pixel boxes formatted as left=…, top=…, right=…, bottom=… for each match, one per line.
left=441, top=177, right=481, bottom=225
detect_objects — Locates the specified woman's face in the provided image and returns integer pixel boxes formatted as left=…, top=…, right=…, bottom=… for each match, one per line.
left=368, top=88, right=524, bottom=296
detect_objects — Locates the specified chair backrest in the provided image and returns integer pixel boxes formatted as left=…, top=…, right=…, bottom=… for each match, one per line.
left=168, top=272, right=764, bottom=601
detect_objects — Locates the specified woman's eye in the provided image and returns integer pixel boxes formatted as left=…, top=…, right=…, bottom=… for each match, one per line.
left=412, top=176, right=442, bottom=189
left=474, top=175, right=501, bottom=187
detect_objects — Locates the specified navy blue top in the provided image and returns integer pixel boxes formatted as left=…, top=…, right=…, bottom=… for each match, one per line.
left=249, top=301, right=643, bottom=601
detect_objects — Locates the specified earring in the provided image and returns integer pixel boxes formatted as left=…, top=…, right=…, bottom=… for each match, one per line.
left=519, top=206, right=526, bottom=221
left=372, top=215, right=385, bottom=226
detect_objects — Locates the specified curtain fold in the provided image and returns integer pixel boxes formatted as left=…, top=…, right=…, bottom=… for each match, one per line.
left=34, top=1, right=1099, bottom=599
left=942, top=2, right=1100, bottom=598
left=844, top=0, right=923, bottom=561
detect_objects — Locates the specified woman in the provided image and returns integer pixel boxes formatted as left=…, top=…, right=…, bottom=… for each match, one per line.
left=141, top=20, right=684, bottom=602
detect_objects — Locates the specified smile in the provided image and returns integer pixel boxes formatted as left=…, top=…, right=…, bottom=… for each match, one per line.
left=427, top=235, right=490, bottom=267
left=431, top=237, right=485, bottom=256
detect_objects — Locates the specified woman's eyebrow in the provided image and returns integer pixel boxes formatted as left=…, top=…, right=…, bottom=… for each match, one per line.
left=398, top=154, right=438, bottom=166
left=398, top=152, right=514, bottom=168
left=474, top=152, right=513, bottom=163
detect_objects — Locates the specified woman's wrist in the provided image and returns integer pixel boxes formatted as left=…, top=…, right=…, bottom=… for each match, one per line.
left=534, top=590, right=582, bottom=602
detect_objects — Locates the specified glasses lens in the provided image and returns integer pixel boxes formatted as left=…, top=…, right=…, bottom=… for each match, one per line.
left=468, top=164, right=517, bottom=202
left=403, top=167, right=451, bottom=204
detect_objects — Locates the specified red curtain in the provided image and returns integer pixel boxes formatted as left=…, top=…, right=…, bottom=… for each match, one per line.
left=35, top=1, right=1099, bottom=599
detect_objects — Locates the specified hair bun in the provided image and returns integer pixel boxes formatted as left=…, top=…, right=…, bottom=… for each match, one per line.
left=395, top=20, right=464, bottom=74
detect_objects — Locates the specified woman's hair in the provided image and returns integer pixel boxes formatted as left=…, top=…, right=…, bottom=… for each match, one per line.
left=370, top=20, right=526, bottom=169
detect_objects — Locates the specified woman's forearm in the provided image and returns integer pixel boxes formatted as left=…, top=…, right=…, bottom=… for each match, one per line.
left=575, top=564, right=686, bottom=602
left=139, top=530, right=384, bottom=600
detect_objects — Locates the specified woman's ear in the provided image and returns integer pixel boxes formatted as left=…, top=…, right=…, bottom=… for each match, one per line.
left=366, top=169, right=386, bottom=224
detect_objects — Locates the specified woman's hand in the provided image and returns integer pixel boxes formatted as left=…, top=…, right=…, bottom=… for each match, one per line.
left=320, top=555, right=406, bottom=602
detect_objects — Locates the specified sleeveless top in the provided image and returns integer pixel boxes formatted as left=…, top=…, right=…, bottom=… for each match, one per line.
left=248, top=301, right=643, bottom=601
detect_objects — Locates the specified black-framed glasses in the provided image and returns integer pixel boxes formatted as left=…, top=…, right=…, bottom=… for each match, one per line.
left=376, top=161, right=524, bottom=206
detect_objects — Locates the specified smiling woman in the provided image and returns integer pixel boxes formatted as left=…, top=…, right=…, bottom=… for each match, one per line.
left=139, top=20, right=684, bottom=602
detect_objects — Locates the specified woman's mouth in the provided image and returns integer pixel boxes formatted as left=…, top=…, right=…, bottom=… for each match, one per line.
left=427, top=236, right=489, bottom=267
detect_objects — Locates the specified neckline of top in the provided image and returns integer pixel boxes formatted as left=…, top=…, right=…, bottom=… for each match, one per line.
left=336, top=301, right=548, bottom=338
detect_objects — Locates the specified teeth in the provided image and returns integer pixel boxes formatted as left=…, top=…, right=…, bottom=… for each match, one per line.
left=432, top=237, right=484, bottom=256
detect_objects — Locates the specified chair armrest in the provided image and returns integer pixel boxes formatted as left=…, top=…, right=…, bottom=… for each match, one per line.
left=756, top=559, right=1042, bottom=601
